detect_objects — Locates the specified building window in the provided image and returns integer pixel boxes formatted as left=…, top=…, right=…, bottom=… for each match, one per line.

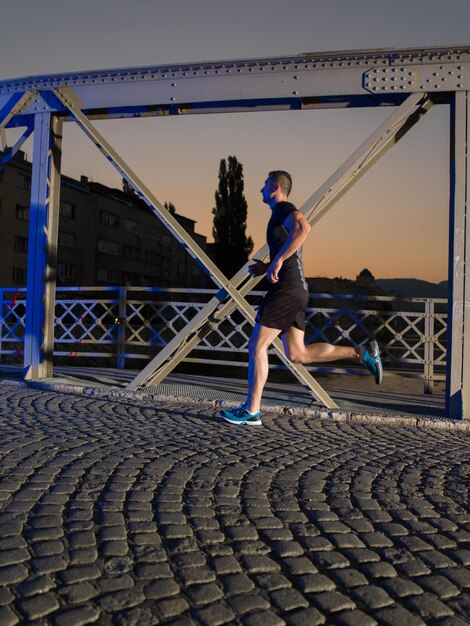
left=97, top=267, right=119, bottom=283
left=12, top=267, right=27, bottom=283
left=16, top=204, right=30, bottom=221
left=162, top=257, right=171, bottom=270
left=58, top=262, right=75, bottom=279
left=144, top=250, right=159, bottom=265
left=144, top=275, right=158, bottom=287
left=177, top=260, right=185, bottom=275
left=123, top=272, right=140, bottom=285
left=162, top=233, right=171, bottom=247
left=58, top=232, right=75, bottom=248
left=17, top=173, right=31, bottom=190
left=123, top=245, right=141, bottom=261
left=144, top=225, right=161, bottom=241
left=124, top=219, right=142, bottom=236
left=100, top=210, right=120, bottom=228
left=97, top=239, right=118, bottom=256
left=14, top=235, right=28, bottom=252
left=59, top=201, right=76, bottom=218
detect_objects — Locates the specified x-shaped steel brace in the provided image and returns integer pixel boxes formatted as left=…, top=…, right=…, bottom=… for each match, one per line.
left=52, top=86, right=339, bottom=408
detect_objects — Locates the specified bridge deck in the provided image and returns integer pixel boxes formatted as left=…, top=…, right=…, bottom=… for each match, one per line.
left=0, top=364, right=446, bottom=422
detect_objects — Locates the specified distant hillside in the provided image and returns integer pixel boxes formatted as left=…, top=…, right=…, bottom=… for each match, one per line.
left=376, top=278, right=448, bottom=298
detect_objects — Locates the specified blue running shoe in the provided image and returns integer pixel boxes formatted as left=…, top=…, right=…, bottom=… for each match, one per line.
left=362, top=340, right=383, bottom=384
left=220, top=407, right=262, bottom=425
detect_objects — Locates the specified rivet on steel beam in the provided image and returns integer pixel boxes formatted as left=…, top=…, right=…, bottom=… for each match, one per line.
left=293, top=91, right=299, bottom=95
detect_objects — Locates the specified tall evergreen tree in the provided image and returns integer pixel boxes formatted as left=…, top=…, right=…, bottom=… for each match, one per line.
left=212, top=156, right=254, bottom=278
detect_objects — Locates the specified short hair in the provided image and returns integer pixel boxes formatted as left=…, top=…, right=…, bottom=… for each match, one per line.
left=268, top=170, right=292, bottom=196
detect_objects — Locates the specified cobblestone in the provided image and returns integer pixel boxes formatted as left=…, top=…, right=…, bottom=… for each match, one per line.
left=0, top=383, right=469, bottom=624
left=17, top=592, right=60, bottom=620
left=335, top=609, right=378, bottom=626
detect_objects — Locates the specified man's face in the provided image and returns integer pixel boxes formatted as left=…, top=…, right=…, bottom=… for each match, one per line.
left=260, top=177, right=276, bottom=204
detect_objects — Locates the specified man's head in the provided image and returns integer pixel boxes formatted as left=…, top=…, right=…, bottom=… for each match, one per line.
left=261, top=170, right=292, bottom=206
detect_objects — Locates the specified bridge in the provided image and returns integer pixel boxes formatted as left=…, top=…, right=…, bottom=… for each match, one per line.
left=0, top=45, right=469, bottom=418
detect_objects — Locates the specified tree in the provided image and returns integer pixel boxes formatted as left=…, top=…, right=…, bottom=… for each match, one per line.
left=212, top=156, right=254, bottom=278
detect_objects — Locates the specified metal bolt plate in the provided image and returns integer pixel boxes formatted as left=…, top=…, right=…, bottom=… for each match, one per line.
left=364, top=63, right=469, bottom=93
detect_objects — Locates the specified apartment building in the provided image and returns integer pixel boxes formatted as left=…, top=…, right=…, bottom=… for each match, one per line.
left=0, top=151, right=210, bottom=289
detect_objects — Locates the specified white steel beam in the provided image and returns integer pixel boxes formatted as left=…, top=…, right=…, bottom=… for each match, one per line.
left=447, top=91, right=470, bottom=419
left=0, top=47, right=468, bottom=121
left=53, top=87, right=338, bottom=409
left=24, top=113, right=62, bottom=380
left=129, top=93, right=431, bottom=389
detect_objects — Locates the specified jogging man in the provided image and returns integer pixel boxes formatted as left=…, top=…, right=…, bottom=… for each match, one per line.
left=220, top=170, right=383, bottom=426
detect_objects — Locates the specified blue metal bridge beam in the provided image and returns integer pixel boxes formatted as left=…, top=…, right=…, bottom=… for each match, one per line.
left=24, top=113, right=62, bottom=380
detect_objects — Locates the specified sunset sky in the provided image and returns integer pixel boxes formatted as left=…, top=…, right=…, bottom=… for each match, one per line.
left=1, top=0, right=469, bottom=283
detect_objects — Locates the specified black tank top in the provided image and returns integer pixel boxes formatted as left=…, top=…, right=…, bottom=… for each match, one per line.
left=267, top=201, right=308, bottom=290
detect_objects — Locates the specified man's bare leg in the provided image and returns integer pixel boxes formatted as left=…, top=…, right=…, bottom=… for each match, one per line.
left=246, top=324, right=282, bottom=414
left=282, top=326, right=362, bottom=364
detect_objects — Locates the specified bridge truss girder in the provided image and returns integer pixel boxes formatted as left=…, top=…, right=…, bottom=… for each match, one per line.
left=0, top=46, right=468, bottom=418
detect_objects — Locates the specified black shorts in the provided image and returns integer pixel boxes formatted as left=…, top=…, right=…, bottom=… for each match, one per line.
left=256, top=283, right=309, bottom=333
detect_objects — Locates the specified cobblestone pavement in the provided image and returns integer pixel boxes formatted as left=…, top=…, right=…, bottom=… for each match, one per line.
left=0, top=383, right=469, bottom=626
